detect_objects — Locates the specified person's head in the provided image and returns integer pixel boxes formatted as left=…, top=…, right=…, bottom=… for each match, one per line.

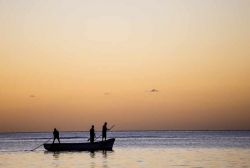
left=104, top=122, right=107, bottom=125
left=92, top=125, right=94, bottom=128
left=54, top=128, right=56, bottom=131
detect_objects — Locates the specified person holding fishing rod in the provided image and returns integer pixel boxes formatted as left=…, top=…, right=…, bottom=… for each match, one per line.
left=30, top=128, right=59, bottom=151
left=102, top=122, right=114, bottom=141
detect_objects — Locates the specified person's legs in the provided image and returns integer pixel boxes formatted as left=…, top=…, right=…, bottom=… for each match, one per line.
left=53, top=138, right=55, bottom=144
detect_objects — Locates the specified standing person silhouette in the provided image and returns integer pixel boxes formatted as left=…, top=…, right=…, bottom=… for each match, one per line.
left=53, top=128, right=60, bottom=144
left=89, top=125, right=95, bottom=143
left=102, top=122, right=110, bottom=141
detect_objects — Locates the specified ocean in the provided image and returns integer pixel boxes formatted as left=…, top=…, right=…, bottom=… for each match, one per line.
left=0, top=131, right=250, bottom=168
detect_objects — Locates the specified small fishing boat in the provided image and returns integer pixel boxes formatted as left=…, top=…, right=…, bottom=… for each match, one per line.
left=43, top=138, right=115, bottom=151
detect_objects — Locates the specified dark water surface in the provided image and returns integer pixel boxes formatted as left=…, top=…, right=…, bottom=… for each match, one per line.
left=0, top=131, right=250, bottom=167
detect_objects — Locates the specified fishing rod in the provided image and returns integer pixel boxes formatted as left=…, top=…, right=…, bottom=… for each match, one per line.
left=30, top=138, right=52, bottom=151
left=109, top=125, right=115, bottom=131
left=94, top=134, right=102, bottom=141
left=88, top=124, right=115, bottom=141
left=95, top=124, right=115, bottom=140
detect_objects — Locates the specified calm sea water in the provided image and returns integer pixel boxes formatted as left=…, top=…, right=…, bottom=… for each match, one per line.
left=0, top=131, right=250, bottom=168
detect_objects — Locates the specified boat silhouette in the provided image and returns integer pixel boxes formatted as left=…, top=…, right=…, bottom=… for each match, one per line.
left=43, top=138, right=115, bottom=151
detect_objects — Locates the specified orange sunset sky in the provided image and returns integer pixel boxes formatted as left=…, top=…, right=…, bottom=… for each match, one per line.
left=0, top=0, right=250, bottom=132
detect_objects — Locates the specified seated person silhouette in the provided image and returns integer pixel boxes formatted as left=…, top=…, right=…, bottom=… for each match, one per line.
left=53, top=128, right=60, bottom=144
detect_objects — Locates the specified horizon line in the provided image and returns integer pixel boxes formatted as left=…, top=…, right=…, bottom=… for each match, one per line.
left=1, top=129, right=250, bottom=134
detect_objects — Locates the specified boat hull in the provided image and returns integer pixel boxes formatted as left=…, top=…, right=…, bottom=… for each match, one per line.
left=43, top=138, right=115, bottom=151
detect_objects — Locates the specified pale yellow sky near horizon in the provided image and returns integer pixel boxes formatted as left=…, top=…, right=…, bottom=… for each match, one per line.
left=0, top=0, right=250, bottom=132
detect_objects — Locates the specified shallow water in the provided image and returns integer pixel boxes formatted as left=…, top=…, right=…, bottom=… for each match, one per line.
left=0, top=131, right=250, bottom=168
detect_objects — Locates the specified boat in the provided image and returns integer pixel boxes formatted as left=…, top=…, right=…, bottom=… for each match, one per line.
left=43, top=138, right=115, bottom=152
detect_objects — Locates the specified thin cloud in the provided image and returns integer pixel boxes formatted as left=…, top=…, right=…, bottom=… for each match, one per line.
left=29, top=94, right=36, bottom=98
left=149, top=89, right=159, bottom=93
left=104, top=92, right=111, bottom=95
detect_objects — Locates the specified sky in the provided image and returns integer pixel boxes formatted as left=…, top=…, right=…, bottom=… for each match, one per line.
left=0, top=0, right=250, bottom=132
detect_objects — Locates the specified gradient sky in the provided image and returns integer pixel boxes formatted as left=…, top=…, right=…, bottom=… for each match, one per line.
left=0, top=0, right=250, bottom=132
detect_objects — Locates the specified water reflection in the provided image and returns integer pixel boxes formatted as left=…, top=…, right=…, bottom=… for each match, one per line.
left=90, top=151, right=95, bottom=158
left=89, top=150, right=113, bottom=159
left=102, top=150, right=108, bottom=168
left=88, top=150, right=113, bottom=168
left=53, top=152, right=60, bottom=160
left=0, top=148, right=250, bottom=168
left=102, top=150, right=107, bottom=158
